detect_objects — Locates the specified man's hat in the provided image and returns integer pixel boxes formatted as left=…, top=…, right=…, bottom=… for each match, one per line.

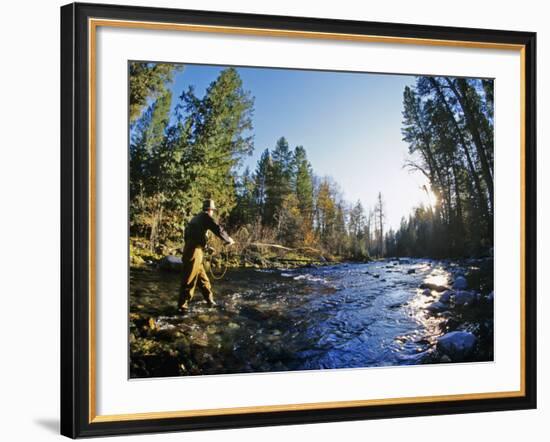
left=202, top=199, right=216, bottom=211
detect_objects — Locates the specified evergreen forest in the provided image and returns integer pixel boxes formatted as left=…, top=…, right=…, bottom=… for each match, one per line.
left=129, top=63, right=494, bottom=266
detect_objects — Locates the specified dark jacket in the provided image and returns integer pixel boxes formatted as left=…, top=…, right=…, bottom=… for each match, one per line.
left=184, top=212, right=232, bottom=248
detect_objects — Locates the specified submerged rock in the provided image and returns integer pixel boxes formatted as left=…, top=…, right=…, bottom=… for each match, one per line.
left=239, top=305, right=272, bottom=321
left=388, top=302, right=405, bottom=310
left=437, top=331, right=477, bottom=362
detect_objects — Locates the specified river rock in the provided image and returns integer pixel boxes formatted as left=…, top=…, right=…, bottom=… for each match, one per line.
left=188, top=330, right=209, bottom=348
left=437, top=331, right=477, bottom=361
left=453, top=275, right=468, bottom=290
left=239, top=305, right=271, bottom=321
left=427, top=301, right=448, bottom=313
left=420, top=282, right=448, bottom=292
left=196, top=314, right=217, bottom=324
left=439, top=290, right=454, bottom=304
left=453, top=290, right=477, bottom=307
left=159, top=255, right=182, bottom=272
left=154, top=325, right=179, bottom=341
left=422, top=288, right=432, bottom=296
left=407, top=269, right=416, bottom=274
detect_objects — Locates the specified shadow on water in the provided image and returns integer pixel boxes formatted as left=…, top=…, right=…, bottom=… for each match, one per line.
left=129, top=258, right=492, bottom=378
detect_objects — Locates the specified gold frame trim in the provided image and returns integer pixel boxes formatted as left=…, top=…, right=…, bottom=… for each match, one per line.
left=88, top=18, right=527, bottom=424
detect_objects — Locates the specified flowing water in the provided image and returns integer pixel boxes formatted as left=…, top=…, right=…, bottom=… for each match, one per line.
left=130, top=259, right=470, bottom=377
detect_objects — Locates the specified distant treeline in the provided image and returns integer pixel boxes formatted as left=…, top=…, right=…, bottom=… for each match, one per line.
left=129, top=63, right=493, bottom=261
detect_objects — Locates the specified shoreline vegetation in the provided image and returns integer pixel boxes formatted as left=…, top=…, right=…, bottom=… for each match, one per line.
left=129, top=64, right=494, bottom=268
left=130, top=236, right=348, bottom=272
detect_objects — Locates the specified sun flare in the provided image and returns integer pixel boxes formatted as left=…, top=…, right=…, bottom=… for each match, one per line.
left=421, top=184, right=438, bottom=209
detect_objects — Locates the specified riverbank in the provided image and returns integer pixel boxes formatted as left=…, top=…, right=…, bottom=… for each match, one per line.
left=130, top=236, right=359, bottom=272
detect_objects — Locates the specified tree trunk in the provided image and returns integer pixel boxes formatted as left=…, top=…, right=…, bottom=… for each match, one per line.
left=445, top=77, right=494, bottom=215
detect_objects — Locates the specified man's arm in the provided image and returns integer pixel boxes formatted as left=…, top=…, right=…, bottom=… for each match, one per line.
left=204, top=213, right=233, bottom=245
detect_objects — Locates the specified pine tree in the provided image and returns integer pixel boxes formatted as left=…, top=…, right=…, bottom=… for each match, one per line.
left=129, top=62, right=182, bottom=123
left=292, top=146, right=314, bottom=238
left=178, top=67, right=255, bottom=221
left=230, top=167, right=257, bottom=227
left=264, top=137, right=293, bottom=225
left=349, top=200, right=368, bottom=258
left=253, top=149, right=271, bottom=221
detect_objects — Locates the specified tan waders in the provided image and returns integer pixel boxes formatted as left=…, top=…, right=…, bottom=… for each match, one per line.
left=178, top=244, right=215, bottom=311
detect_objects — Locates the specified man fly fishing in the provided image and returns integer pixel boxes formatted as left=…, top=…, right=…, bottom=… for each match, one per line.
left=177, top=199, right=235, bottom=314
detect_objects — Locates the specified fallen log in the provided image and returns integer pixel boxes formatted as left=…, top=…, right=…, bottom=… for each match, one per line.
left=247, top=242, right=294, bottom=251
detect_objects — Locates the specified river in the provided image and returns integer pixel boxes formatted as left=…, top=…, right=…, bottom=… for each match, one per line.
left=130, top=258, right=493, bottom=378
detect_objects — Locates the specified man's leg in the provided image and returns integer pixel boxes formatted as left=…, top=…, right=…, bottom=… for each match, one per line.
left=197, top=264, right=216, bottom=306
left=178, top=246, right=202, bottom=310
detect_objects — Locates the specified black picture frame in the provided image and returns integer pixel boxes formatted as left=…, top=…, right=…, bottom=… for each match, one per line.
left=61, top=2, right=537, bottom=438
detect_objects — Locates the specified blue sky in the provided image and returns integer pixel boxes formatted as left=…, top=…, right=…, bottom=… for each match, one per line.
left=168, top=63, right=432, bottom=231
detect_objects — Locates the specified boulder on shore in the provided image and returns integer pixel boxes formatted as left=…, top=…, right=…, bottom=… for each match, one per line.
left=453, top=290, right=477, bottom=307
left=453, top=275, right=468, bottom=290
left=427, top=301, right=448, bottom=314
left=437, top=331, right=477, bottom=362
left=419, top=282, right=448, bottom=292
left=439, top=290, right=454, bottom=304
left=159, top=255, right=183, bottom=272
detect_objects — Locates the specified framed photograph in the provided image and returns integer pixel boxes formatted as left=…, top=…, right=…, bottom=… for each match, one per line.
left=60, top=2, right=537, bottom=438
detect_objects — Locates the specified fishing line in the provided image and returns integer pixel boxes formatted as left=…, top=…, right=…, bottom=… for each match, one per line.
left=205, top=245, right=229, bottom=280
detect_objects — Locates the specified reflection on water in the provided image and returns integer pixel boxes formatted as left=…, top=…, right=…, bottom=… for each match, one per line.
left=130, top=258, right=468, bottom=376
left=423, top=269, right=450, bottom=288
left=408, top=266, right=451, bottom=346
